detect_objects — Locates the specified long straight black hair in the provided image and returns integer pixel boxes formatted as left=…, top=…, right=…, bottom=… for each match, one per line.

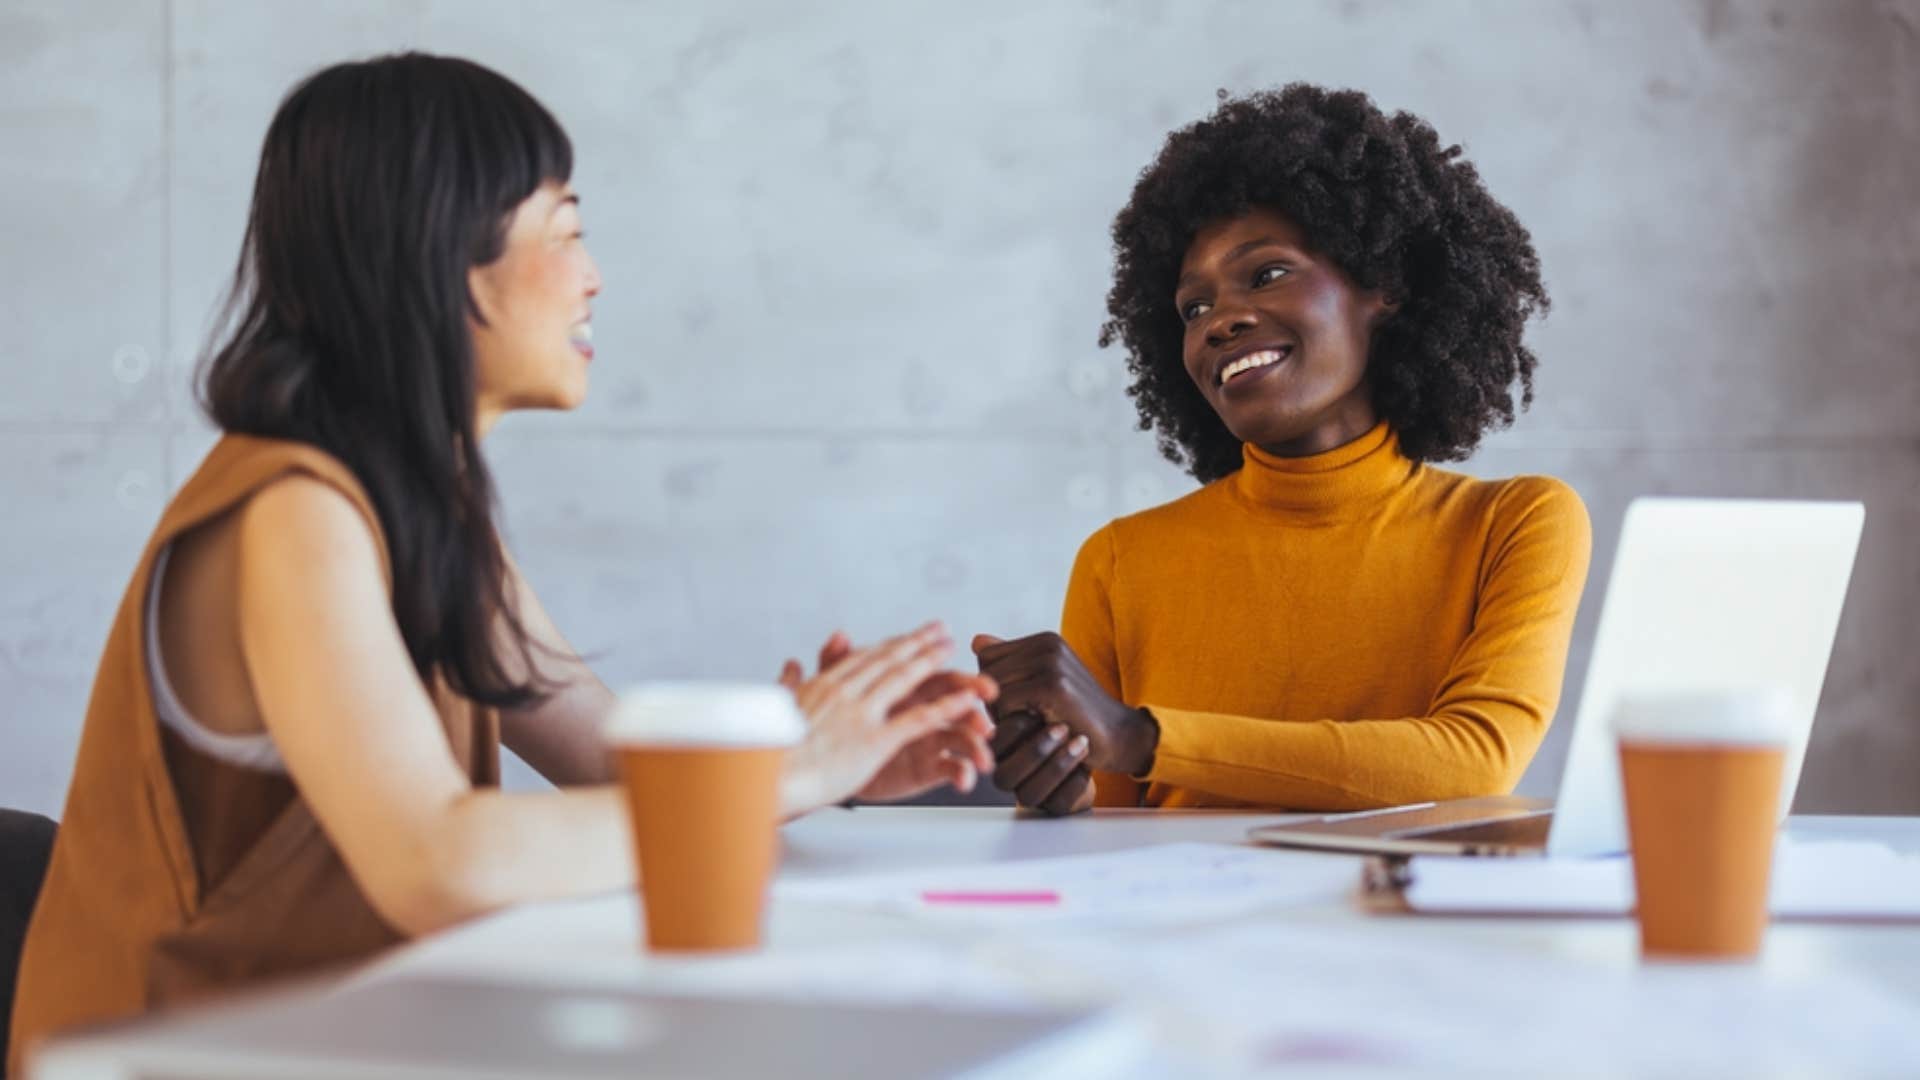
left=199, top=53, right=569, bottom=707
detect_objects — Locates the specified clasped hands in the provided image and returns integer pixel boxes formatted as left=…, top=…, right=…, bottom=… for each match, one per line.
left=971, top=632, right=1159, bottom=816
left=773, top=624, right=1154, bottom=817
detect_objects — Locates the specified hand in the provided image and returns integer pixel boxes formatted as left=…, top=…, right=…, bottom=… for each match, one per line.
left=972, top=632, right=1159, bottom=808
left=849, top=673, right=995, bottom=802
left=987, top=713, right=1096, bottom=816
left=781, top=630, right=997, bottom=803
left=775, top=623, right=994, bottom=814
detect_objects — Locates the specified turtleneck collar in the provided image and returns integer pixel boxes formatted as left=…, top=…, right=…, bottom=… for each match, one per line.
left=1228, top=421, right=1415, bottom=521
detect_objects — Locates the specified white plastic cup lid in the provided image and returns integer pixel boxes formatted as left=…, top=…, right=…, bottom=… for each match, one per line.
left=603, top=682, right=805, bottom=748
left=1610, top=686, right=1795, bottom=746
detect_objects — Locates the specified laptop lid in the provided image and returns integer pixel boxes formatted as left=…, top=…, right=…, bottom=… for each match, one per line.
left=31, top=975, right=1132, bottom=1080
left=1545, top=498, right=1864, bottom=857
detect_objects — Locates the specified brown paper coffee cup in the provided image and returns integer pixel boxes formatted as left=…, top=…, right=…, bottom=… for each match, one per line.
left=604, top=683, right=804, bottom=953
left=1614, top=688, right=1791, bottom=961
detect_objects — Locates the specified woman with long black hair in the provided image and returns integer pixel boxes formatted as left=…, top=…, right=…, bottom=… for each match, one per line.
left=8, top=53, right=993, bottom=1066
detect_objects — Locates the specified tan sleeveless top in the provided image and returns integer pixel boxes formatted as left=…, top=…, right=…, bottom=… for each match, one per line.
left=8, top=436, right=499, bottom=1073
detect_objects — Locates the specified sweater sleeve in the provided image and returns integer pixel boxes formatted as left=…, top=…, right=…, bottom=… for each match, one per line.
left=1057, top=525, right=1146, bottom=807
left=1139, top=479, right=1593, bottom=810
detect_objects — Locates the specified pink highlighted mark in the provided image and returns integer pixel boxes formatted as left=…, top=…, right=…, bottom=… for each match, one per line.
left=920, top=890, right=1061, bottom=906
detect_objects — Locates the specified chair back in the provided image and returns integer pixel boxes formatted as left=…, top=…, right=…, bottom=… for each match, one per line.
left=0, top=810, right=58, bottom=1079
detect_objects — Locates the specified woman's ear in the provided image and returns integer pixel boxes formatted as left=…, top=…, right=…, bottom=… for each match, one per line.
left=1368, top=290, right=1401, bottom=328
left=467, top=264, right=500, bottom=330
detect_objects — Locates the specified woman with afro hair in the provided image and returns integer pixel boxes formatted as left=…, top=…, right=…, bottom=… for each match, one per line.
left=974, top=84, right=1592, bottom=815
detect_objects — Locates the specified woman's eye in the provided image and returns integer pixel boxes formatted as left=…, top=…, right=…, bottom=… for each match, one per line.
left=1179, top=300, right=1211, bottom=323
left=1254, top=264, right=1289, bottom=287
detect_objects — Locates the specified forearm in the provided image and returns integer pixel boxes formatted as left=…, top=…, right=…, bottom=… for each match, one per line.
left=395, top=784, right=633, bottom=935
left=1140, top=703, right=1543, bottom=811
left=778, top=770, right=831, bottom=822
left=501, top=678, right=619, bottom=786
left=402, top=767, right=822, bottom=937
left=495, top=553, right=621, bottom=787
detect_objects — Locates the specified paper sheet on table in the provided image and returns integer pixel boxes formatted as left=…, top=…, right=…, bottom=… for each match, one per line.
left=1016, top=917, right=1920, bottom=1075
left=1399, top=838, right=1920, bottom=918
left=776, top=842, right=1357, bottom=925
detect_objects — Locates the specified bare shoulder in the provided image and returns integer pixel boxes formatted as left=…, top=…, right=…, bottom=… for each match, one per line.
left=232, top=472, right=411, bottom=704
left=236, top=472, right=386, bottom=584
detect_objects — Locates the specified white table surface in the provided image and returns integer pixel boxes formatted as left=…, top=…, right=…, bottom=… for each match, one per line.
left=30, top=809, right=1920, bottom=1078
left=358, top=809, right=1920, bottom=1076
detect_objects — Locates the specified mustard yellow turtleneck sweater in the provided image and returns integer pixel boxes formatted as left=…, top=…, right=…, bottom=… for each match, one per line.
left=1064, top=422, right=1592, bottom=810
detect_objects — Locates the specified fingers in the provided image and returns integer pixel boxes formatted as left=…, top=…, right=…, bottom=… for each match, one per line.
left=860, top=641, right=958, bottom=712
left=1033, top=765, right=1094, bottom=817
left=782, top=630, right=852, bottom=702
left=831, top=623, right=948, bottom=700
left=908, top=727, right=996, bottom=783
left=972, top=634, right=1083, bottom=700
left=902, top=728, right=994, bottom=799
left=974, top=673, right=999, bottom=705
left=879, top=688, right=984, bottom=760
left=817, top=630, right=853, bottom=672
left=995, top=723, right=1071, bottom=792
left=898, top=670, right=997, bottom=711
left=955, top=707, right=994, bottom=745
left=1015, top=733, right=1091, bottom=812
left=988, top=671, right=1099, bottom=734
left=938, top=745, right=981, bottom=794
left=941, top=721, right=995, bottom=776
left=990, top=675, right=1065, bottom=724
left=795, top=627, right=936, bottom=714
left=970, top=631, right=1059, bottom=667
left=917, top=697, right=990, bottom=737
left=988, top=711, right=1042, bottom=757
left=946, top=756, right=978, bottom=794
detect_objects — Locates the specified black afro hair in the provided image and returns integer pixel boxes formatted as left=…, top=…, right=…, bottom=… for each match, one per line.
left=1100, top=84, right=1549, bottom=482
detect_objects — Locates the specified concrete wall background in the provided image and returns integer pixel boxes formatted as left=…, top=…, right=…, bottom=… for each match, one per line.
left=3, top=0, right=1915, bottom=816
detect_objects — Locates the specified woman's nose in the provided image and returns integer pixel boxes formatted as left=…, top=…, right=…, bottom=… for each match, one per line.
left=582, top=252, right=603, bottom=298
left=1204, top=303, right=1258, bottom=346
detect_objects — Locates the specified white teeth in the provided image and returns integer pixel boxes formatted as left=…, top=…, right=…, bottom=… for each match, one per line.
left=1220, top=348, right=1286, bottom=384
left=570, top=323, right=593, bottom=344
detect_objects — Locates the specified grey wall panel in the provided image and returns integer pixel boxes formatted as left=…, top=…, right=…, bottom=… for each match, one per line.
left=0, top=0, right=168, bottom=425
left=0, top=429, right=169, bottom=814
left=488, top=429, right=1114, bottom=686
left=3, top=0, right=1915, bottom=815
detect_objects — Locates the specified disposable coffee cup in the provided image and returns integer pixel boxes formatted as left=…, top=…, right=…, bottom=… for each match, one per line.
left=1613, top=687, right=1792, bottom=961
left=603, top=682, right=804, bottom=952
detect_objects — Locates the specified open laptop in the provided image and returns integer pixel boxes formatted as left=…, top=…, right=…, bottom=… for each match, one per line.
left=1248, top=497, right=1865, bottom=859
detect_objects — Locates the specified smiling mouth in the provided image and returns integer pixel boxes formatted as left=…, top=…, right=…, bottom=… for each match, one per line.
left=1218, top=346, right=1291, bottom=387
left=569, top=322, right=593, bottom=359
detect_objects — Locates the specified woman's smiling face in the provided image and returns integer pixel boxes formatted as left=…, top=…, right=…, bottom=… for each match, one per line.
left=1174, top=206, right=1393, bottom=457
left=468, top=181, right=603, bottom=433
